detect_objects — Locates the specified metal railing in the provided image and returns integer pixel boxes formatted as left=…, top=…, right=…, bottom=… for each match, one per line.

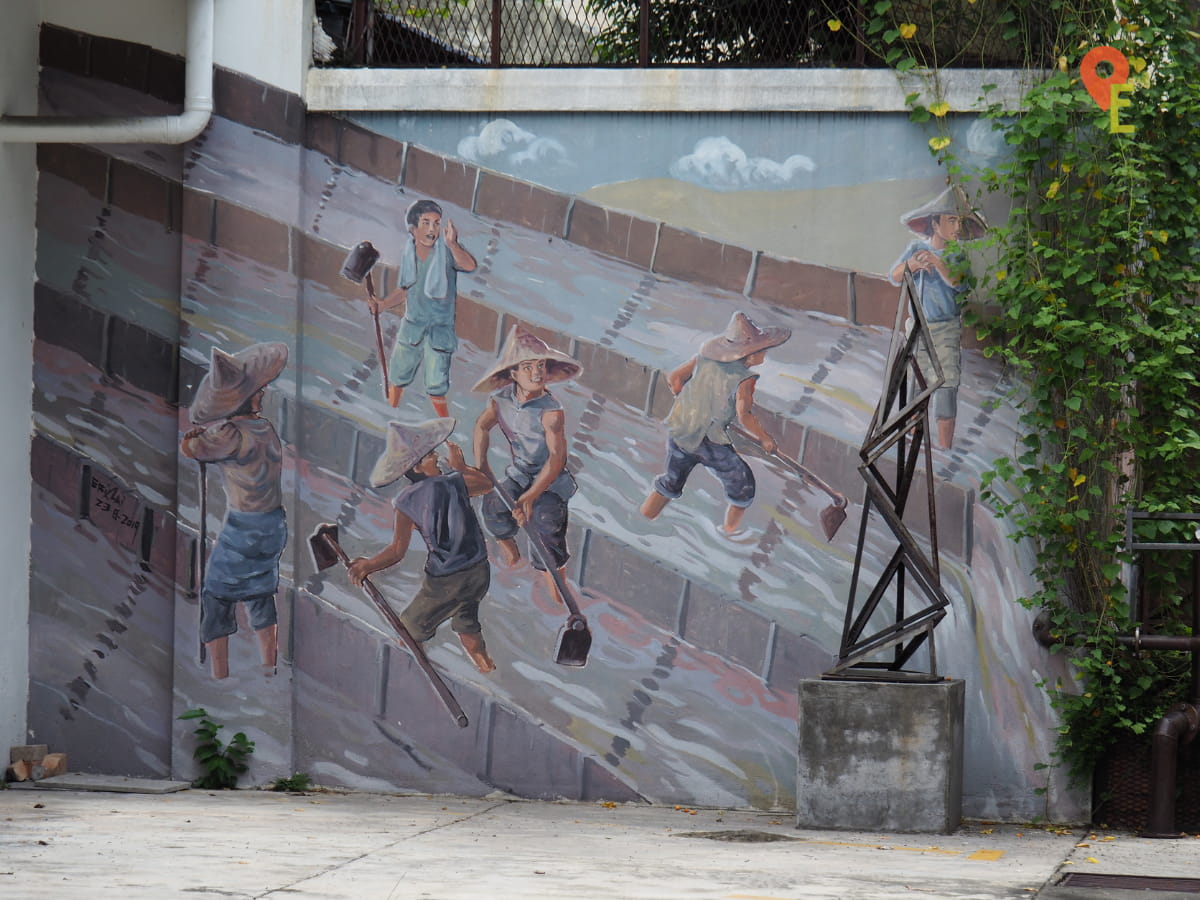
left=316, top=0, right=878, bottom=68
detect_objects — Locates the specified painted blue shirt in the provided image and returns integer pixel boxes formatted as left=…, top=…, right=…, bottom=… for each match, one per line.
left=394, top=470, right=487, bottom=578
left=492, top=383, right=577, bottom=500
left=888, top=239, right=968, bottom=323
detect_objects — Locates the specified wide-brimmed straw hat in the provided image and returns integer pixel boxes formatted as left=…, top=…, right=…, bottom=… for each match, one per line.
left=189, top=342, right=288, bottom=425
left=369, top=418, right=456, bottom=489
left=699, top=312, right=792, bottom=363
left=899, top=184, right=987, bottom=239
left=471, top=324, right=583, bottom=393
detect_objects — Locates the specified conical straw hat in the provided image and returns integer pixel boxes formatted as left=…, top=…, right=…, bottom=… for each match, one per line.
left=899, top=184, right=987, bottom=239
left=189, top=342, right=288, bottom=425
left=369, top=417, right=456, bottom=489
left=471, top=324, right=583, bottom=393
left=699, top=312, right=791, bottom=363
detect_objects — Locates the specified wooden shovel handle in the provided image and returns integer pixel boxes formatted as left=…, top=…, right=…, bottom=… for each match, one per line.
left=318, top=532, right=468, bottom=728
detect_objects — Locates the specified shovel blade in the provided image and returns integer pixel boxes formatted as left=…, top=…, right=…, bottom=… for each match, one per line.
left=819, top=503, right=847, bottom=542
left=309, top=523, right=341, bottom=571
left=554, top=614, right=592, bottom=667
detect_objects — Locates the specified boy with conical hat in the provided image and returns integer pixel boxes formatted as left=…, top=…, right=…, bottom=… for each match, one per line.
left=347, top=418, right=497, bottom=674
left=472, top=325, right=583, bottom=605
left=888, top=184, right=986, bottom=450
left=181, top=341, right=289, bottom=680
left=641, top=311, right=790, bottom=536
left=367, top=198, right=477, bottom=417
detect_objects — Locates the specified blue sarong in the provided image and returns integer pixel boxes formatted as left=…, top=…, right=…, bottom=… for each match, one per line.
left=203, top=507, right=287, bottom=601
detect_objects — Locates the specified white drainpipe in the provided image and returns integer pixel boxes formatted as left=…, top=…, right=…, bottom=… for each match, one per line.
left=0, top=0, right=214, bottom=144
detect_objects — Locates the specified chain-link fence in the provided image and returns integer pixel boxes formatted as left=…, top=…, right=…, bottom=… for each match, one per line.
left=314, top=0, right=1067, bottom=68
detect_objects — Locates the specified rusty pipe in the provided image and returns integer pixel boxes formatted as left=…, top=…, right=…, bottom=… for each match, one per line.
left=1142, top=702, right=1200, bottom=838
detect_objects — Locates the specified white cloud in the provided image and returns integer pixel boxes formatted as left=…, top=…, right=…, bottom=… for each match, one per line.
left=457, top=118, right=568, bottom=170
left=670, top=136, right=816, bottom=191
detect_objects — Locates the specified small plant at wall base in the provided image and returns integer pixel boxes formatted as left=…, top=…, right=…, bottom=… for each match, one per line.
left=270, top=772, right=314, bottom=792
left=867, top=0, right=1200, bottom=791
left=179, top=708, right=255, bottom=790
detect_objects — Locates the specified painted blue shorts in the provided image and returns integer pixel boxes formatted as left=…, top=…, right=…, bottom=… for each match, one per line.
left=480, top=477, right=570, bottom=572
left=389, top=334, right=453, bottom=397
left=652, top=437, right=755, bottom=507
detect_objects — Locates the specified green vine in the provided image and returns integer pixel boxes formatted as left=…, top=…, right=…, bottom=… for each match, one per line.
left=861, top=0, right=1200, bottom=787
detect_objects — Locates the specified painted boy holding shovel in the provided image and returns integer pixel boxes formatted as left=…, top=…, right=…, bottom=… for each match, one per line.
left=888, top=184, right=986, bottom=450
left=347, top=418, right=497, bottom=674
left=472, top=325, right=583, bottom=606
left=367, top=199, right=477, bottom=417
left=641, top=311, right=791, bottom=536
left=181, top=341, right=288, bottom=680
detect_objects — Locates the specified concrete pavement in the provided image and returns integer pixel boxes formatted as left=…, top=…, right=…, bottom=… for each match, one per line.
left=2, top=780, right=1198, bottom=899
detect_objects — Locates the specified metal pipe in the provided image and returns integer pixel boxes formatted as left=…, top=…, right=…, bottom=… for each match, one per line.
left=1116, top=633, right=1200, bottom=652
left=1142, top=703, right=1200, bottom=838
left=0, top=0, right=213, bottom=144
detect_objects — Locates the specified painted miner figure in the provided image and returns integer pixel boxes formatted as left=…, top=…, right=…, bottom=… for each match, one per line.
left=368, top=198, right=477, bottom=416
left=473, top=325, right=583, bottom=606
left=888, top=185, right=986, bottom=449
left=181, top=342, right=288, bottom=680
left=641, top=311, right=791, bottom=536
left=347, top=418, right=497, bottom=674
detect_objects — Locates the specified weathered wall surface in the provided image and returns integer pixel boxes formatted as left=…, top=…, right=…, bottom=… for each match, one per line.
left=25, top=24, right=1083, bottom=822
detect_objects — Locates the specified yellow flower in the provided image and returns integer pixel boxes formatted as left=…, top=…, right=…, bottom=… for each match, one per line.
left=827, top=18, right=842, bottom=31
left=929, top=101, right=950, bottom=117
left=996, top=270, right=1006, bottom=281
left=929, top=135, right=951, bottom=151
left=1058, top=56, right=1068, bottom=72
left=1046, top=180, right=1060, bottom=199
left=899, top=23, right=917, bottom=39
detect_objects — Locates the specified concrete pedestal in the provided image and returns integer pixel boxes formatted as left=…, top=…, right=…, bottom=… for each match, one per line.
left=796, top=677, right=965, bottom=834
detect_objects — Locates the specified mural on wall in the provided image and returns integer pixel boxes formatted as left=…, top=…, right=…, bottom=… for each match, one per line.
left=181, top=343, right=289, bottom=681
left=27, top=35, right=1085, bottom=823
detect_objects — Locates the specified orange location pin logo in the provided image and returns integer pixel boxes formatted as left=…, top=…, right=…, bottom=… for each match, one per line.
left=1080, top=45, right=1130, bottom=110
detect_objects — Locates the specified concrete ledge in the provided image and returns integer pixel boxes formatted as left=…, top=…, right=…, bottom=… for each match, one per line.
left=306, top=68, right=1040, bottom=113
left=796, top=678, right=965, bottom=833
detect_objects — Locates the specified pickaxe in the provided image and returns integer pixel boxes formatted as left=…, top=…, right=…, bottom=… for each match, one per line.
left=309, top=523, right=468, bottom=728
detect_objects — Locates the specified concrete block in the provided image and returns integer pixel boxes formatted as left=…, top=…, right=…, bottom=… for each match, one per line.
left=90, top=35, right=150, bottom=94
left=653, top=227, right=753, bottom=295
left=796, top=678, right=965, bottom=833
left=579, top=534, right=682, bottom=632
left=304, top=114, right=343, bottom=161
left=456, top=295, right=502, bottom=353
left=84, top=469, right=144, bottom=553
left=572, top=341, right=655, bottom=410
left=294, top=403, right=357, bottom=478
left=475, top=173, right=570, bottom=238
left=36, top=144, right=108, bottom=200
left=110, top=160, right=174, bottom=229
left=107, top=318, right=177, bottom=400
left=766, top=630, right=837, bottom=693
left=146, top=50, right=185, bottom=105
left=298, top=232, right=356, bottom=298
left=213, top=199, right=292, bottom=272
left=800, top=429, right=861, bottom=507
left=403, top=147, right=477, bottom=212
left=39, top=25, right=89, bottom=77
left=30, top=434, right=84, bottom=510
left=486, top=703, right=582, bottom=799
left=34, top=282, right=106, bottom=370
left=341, top=124, right=404, bottom=184
left=214, top=67, right=304, bottom=145
left=580, top=757, right=643, bottom=803
left=10, top=745, right=48, bottom=764
left=680, top=589, right=771, bottom=674
left=853, top=272, right=901, bottom=328
left=753, top=256, right=852, bottom=319
left=566, top=201, right=657, bottom=269
left=292, top=593, right=382, bottom=716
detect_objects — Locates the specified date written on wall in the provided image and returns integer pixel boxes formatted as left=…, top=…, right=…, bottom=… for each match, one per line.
left=88, top=474, right=141, bottom=536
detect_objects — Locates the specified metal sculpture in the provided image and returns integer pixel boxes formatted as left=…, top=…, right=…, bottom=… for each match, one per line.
left=827, top=270, right=952, bottom=681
